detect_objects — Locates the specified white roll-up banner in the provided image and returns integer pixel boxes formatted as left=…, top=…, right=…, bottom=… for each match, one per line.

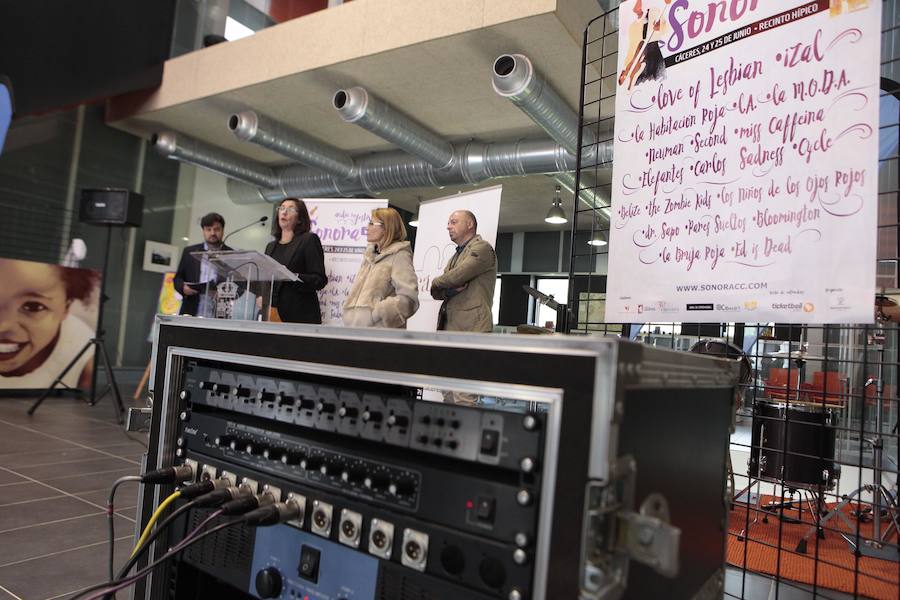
left=407, top=185, right=503, bottom=331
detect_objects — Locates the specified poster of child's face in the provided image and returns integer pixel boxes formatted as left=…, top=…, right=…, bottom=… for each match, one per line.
left=0, top=258, right=101, bottom=390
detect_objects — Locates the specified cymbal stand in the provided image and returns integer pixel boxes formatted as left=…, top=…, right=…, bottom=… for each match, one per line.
left=796, top=322, right=899, bottom=560
left=793, top=353, right=807, bottom=402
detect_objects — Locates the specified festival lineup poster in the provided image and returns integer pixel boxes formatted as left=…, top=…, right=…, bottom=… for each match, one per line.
left=407, top=186, right=502, bottom=332
left=606, top=0, right=880, bottom=324
left=306, top=198, right=388, bottom=325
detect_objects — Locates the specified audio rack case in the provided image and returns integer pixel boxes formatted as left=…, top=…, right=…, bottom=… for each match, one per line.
left=135, top=316, right=738, bottom=600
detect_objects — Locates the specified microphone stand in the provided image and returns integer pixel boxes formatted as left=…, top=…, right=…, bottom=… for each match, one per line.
left=223, top=217, right=267, bottom=245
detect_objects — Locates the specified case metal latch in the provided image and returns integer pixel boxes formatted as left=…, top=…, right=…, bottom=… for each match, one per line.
left=579, top=459, right=681, bottom=600
left=126, top=407, right=152, bottom=433
left=615, top=493, right=680, bottom=578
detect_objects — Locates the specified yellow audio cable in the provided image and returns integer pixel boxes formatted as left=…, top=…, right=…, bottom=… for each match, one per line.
left=131, top=490, right=182, bottom=557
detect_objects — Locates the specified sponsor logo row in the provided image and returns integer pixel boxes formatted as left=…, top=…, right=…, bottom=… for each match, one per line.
left=620, top=301, right=819, bottom=314
left=688, top=301, right=816, bottom=313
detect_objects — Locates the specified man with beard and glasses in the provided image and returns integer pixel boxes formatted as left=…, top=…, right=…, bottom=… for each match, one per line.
left=173, top=212, right=234, bottom=317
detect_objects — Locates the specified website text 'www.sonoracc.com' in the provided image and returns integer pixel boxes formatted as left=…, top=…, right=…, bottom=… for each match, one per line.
left=674, top=282, right=768, bottom=292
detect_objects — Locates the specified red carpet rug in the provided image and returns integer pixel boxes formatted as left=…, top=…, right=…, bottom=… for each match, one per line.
left=727, top=498, right=899, bottom=599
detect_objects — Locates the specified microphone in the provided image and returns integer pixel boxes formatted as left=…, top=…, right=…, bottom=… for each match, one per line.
left=223, top=216, right=268, bottom=244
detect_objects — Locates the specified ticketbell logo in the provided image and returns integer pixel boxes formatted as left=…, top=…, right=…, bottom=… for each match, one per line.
left=772, top=302, right=802, bottom=310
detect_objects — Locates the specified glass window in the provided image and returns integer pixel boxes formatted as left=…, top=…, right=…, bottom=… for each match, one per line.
left=522, top=231, right=560, bottom=272
left=535, top=277, right=568, bottom=329
left=225, top=16, right=255, bottom=40
left=171, top=0, right=332, bottom=58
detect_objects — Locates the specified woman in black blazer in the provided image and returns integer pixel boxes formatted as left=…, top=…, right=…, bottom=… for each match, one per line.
left=265, top=198, right=327, bottom=323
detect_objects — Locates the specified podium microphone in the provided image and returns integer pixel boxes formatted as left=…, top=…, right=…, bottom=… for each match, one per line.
left=223, top=216, right=268, bottom=244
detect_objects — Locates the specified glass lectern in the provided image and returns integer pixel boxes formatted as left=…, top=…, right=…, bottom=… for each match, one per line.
left=189, top=250, right=300, bottom=321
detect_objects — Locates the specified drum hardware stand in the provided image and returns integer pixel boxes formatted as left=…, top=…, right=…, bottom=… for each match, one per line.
left=736, top=424, right=771, bottom=542
left=791, top=481, right=834, bottom=554
left=797, top=322, right=900, bottom=560
left=735, top=430, right=805, bottom=539
left=761, top=478, right=833, bottom=527
left=763, top=489, right=806, bottom=524
left=795, top=484, right=897, bottom=557
left=27, top=225, right=126, bottom=424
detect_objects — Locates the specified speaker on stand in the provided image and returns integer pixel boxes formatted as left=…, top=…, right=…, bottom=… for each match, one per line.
left=28, top=188, right=143, bottom=424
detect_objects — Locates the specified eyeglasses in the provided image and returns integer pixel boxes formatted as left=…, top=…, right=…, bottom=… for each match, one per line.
left=368, top=221, right=384, bottom=227
left=278, top=206, right=298, bottom=214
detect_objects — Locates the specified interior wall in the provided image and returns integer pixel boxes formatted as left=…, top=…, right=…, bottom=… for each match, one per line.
left=0, top=105, right=179, bottom=368
left=184, top=166, right=273, bottom=253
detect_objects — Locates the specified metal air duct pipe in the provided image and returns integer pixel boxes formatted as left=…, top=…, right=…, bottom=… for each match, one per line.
left=555, top=171, right=610, bottom=224
left=226, top=179, right=270, bottom=204
left=153, top=131, right=583, bottom=203
left=349, top=138, right=577, bottom=194
left=491, top=53, right=600, bottom=160
left=226, top=165, right=361, bottom=204
left=224, top=137, right=578, bottom=203
left=479, top=139, right=576, bottom=178
left=151, top=131, right=279, bottom=188
left=333, top=87, right=455, bottom=169
left=228, top=110, right=356, bottom=179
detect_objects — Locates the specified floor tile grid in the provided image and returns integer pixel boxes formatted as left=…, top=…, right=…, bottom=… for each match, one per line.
left=0, top=396, right=148, bottom=599
left=0, top=417, right=145, bottom=464
left=0, top=466, right=139, bottom=521
left=0, top=584, right=20, bottom=600
left=0, top=483, right=138, bottom=514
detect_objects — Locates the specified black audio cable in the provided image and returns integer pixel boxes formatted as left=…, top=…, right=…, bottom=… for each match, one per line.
left=113, top=482, right=240, bottom=583
left=75, top=501, right=302, bottom=600
left=105, top=465, right=196, bottom=580
left=220, top=489, right=277, bottom=515
left=139, top=465, right=195, bottom=485
left=241, top=499, right=304, bottom=526
left=178, top=477, right=231, bottom=500
left=70, top=518, right=244, bottom=600
left=193, top=485, right=250, bottom=508
left=126, top=477, right=228, bottom=568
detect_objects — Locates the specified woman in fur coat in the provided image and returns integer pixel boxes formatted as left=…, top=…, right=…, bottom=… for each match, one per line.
left=343, top=208, right=419, bottom=328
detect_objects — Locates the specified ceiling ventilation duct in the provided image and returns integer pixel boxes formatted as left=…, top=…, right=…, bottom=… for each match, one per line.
left=155, top=53, right=614, bottom=205
left=228, top=110, right=356, bottom=179
left=150, top=132, right=279, bottom=188
left=158, top=129, right=609, bottom=205
left=554, top=171, right=610, bottom=225
left=491, top=53, right=610, bottom=165
left=333, top=86, right=455, bottom=169
left=218, top=137, right=580, bottom=204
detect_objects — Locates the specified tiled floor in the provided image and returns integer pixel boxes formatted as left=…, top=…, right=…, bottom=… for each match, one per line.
left=0, top=392, right=147, bottom=600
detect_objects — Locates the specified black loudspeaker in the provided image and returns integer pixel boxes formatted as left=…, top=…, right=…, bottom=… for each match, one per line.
left=79, top=188, right=143, bottom=227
